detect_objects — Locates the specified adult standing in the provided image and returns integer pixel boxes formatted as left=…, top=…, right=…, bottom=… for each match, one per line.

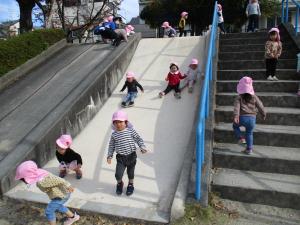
left=246, top=0, right=261, bottom=32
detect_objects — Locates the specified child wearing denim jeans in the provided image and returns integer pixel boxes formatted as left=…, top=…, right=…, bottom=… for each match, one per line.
left=233, top=76, right=266, bottom=154
left=107, top=110, right=147, bottom=196
left=15, top=161, right=80, bottom=225
left=56, top=134, right=83, bottom=179
left=120, top=72, right=144, bottom=107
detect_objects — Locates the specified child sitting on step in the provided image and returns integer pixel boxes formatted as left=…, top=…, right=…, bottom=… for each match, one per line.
left=107, top=110, right=147, bottom=196
left=233, top=76, right=266, bottom=154
left=15, top=160, right=80, bottom=225
left=56, top=134, right=83, bottom=179
left=265, top=27, right=282, bottom=81
left=159, top=62, right=186, bottom=99
left=120, top=71, right=144, bottom=107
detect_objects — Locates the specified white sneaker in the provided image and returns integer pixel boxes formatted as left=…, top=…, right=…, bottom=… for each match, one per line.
left=267, top=76, right=274, bottom=81
left=273, top=76, right=279, bottom=81
left=64, top=212, right=80, bottom=225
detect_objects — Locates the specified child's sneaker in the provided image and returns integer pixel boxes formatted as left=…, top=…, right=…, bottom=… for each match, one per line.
left=273, top=76, right=279, bottom=81
left=121, top=102, right=127, bottom=107
left=267, top=76, right=274, bottom=81
left=174, top=92, right=181, bottom=99
left=126, top=183, right=134, bottom=196
left=75, top=169, right=82, bottom=179
left=116, top=181, right=123, bottom=195
left=128, top=101, right=134, bottom=107
left=64, top=212, right=80, bottom=225
left=188, top=87, right=193, bottom=93
left=241, top=148, right=253, bottom=155
left=238, top=138, right=246, bottom=146
left=59, top=170, right=67, bottom=178
left=159, top=92, right=164, bottom=98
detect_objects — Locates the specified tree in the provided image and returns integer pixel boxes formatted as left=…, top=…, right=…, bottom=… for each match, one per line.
left=16, top=0, right=36, bottom=33
left=140, top=0, right=281, bottom=34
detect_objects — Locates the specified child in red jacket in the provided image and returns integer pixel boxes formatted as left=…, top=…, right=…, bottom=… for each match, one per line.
left=159, top=62, right=186, bottom=99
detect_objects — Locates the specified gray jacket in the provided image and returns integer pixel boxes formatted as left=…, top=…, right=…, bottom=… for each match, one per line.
left=246, top=3, right=261, bottom=16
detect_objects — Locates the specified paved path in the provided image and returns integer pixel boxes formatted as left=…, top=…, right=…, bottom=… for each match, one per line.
left=5, top=36, right=206, bottom=223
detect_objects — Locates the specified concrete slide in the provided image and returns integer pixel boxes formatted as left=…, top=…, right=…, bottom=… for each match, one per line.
left=5, top=36, right=207, bottom=223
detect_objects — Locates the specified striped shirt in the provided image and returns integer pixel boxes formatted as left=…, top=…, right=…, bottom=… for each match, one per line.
left=107, top=128, right=146, bottom=158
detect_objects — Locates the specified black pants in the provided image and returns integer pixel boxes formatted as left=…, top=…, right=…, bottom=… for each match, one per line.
left=218, top=22, right=226, bottom=33
left=115, top=152, right=137, bottom=181
left=265, top=58, right=278, bottom=77
left=247, top=14, right=259, bottom=32
left=163, top=83, right=180, bottom=94
left=179, top=28, right=187, bottom=37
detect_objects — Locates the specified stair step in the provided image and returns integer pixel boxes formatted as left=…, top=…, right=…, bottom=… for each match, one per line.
left=220, top=44, right=294, bottom=52
left=216, top=92, right=300, bottom=108
left=217, top=69, right=299, bottom=80
left=214, top=122, right=300, bottom=148
left=211, top=168, right=300, bottom=209
left=213, top=143, right=300, bottom=175
left=220, top=38, right=293, bottom=46
left=215, top=106, right=300, bottom=126
left=220, top=32, right=271, bottom=39
left=218, top=59, right=296, bottom=70
left=217, top=80, right=299, bottom=93
left=219, top=51, right=296, bottom=60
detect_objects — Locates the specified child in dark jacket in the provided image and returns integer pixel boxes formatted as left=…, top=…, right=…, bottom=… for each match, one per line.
left=159, top=62, right=186, bottom=99
left=56, top=134, right=83, bottom=179
left=120, top=71, right=144, bottom=107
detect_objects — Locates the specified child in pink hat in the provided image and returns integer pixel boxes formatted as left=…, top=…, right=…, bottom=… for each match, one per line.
left=159, top=62, right=186, bottom=99
left=120, top=71, right=144, bottom=107
left=181, top=58, right=202, bottom=93
left=265, top=27, right=282, bottom=81
left=178, top=11, right=188, bottom=37
left=15, top=160, right=80, bottom=225
left=56, top=134, right=83, bottom=179
left=107, top=110, right=147, bottom=196
left=233, top=76, right=266, bottom=154
left=125, top=25, right=135, bottom=36
left=161, top=21, right=177, bottom=38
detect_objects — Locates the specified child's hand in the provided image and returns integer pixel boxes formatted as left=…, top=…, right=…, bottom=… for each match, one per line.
left=165, top=77, right=168, bottom=81
left=141, top=148, right=147, bottom=154
left=233, top=116, right=239, bottom=124
left=67, top=186, right=74, bottom=193
left=107, top=158, right=112, bottom=164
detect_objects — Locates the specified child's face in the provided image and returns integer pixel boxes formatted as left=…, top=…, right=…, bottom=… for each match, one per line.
left=56, top=145, right=67, bottom=155
left=270, top=33, right=277, bottom=41
left=113, top=120, right=126, bottom=131
left=127, top=77, right=134, bottom=82
left=189, top=64, right=198, bottom=70
left=170, top=65, right=178, bottom=73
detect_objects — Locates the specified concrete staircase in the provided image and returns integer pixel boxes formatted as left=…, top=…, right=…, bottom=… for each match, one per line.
left=212, top=31, right=300, bottom=210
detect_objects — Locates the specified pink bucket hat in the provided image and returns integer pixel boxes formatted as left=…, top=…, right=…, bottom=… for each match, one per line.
left=190, top=58, right=198, bottom=65
left=107, top=15, right=113, bottom=22
left=56, top=134, right=72, bottom=149
left=217, top=4, right=222, bottom=11
left=181, top=11, right=188, bottom=17
left=161, top=21, right=170, bottom=28
left=126, top=25, right=134, bottom=31
left=126, top=71, right=135, bottom=78
left=269, top=27, right=280, bottom=41
left=15, top=161, right=49, bottom=184
left=112, top=110, right=128, bottom=122
left=237, top=76, right=255, bottom=95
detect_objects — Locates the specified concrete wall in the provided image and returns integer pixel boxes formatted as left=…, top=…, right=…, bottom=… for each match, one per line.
left=0, top=34, right=141, bottom=194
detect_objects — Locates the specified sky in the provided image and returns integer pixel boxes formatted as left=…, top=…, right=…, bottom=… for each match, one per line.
left=0, top=0, right=139, bottom=24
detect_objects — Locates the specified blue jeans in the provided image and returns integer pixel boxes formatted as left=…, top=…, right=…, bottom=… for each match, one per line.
left=123, top=92, right=137, bottom=103
left=233, top=115, right=256, bottom=150
left=45, top=193, right=70, bottom=221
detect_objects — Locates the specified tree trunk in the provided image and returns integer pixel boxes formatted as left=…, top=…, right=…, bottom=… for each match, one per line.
left=17, top=0, right=36, bottom=33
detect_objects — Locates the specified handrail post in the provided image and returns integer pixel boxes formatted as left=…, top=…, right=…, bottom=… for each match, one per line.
left=285, top=0, right=289, bottom=23
left=296, top=6, right=299, bottom=35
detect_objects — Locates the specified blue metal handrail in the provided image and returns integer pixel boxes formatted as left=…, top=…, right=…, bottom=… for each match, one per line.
left=282, top=0, right=300, bottom=35
left=195, top=1, right=218, bottom=201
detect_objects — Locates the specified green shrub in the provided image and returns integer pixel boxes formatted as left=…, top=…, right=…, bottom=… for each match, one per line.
left=0, top=29, right=65, bottom=76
